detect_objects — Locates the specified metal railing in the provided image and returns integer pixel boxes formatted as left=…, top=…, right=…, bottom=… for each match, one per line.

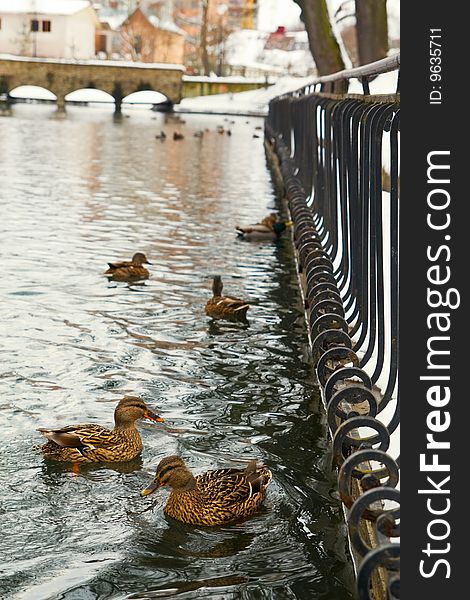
left=266, top=53, right=400, bottom=599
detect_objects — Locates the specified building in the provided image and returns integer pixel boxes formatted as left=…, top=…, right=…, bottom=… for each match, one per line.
left=227, top=0, right=258, bottom=30
left=119, top=6, right=185, bottom=64
left=0, top=0, right=98, bottom=59
left=225, top=27, right=315, bottom=78
left=146, top=1, right=258, bottom=71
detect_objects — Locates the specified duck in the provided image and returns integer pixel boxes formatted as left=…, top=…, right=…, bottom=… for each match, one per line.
left=37, top=396, right=164, bottom=466
left=155, top=131, right=167, bottom=140
left=173, top=131, right=184, bottom=140
left=104, top=252, right=152, bottom=281
left=236, top=214, right=293, bottom=240
left=205, top=275, right=249, bottom=319
left=140, top=455, right=272, bottom=526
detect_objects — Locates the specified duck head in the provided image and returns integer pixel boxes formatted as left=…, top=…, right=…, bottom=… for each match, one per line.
left=212, top=275, right=223, bottom=297
left=141, top=455, right=196, bottom=495
left=131, top=253, right=152, bottom=266
left=272, top=221, right=293, bottom=234
left=114, top=396, right=163, bottom=427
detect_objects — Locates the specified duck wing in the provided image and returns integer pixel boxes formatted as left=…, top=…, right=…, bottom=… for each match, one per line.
left=105, top=260, right=132, bottom=273
left=196, top=464, right=271, bottom=505
left=236, top=224, right=273, bottom=235
left=215, top=296, right=249, bottom=312
left=37, top=423, right=114, bottom=451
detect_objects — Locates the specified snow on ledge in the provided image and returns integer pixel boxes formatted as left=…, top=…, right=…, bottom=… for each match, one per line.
left=0, top=54, right=185, bottom=71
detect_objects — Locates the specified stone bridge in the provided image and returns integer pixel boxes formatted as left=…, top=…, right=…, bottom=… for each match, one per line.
left=0, top=55, right=271, bottom=111
left=0, top=54, right=184, bottom=111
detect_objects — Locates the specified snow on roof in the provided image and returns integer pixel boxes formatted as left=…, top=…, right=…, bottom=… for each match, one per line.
left=147, top=14, right=185, bottom=36
left=0, top=1, right=93, bottom=16
left=99, top=12, right=127, bottom=30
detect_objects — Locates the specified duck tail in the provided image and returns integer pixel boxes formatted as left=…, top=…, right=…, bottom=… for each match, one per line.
left=234, top=303, right=249, bottom=313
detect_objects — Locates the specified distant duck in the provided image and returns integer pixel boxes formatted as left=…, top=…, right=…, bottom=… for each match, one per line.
left=253, top=134, right=260, bottom=139
left=37, top=396, right=164, bottom=467
left=104, top=252, right=152, bottom=281
left=194, top=130, right=204, bottom=138
left=205, top=275, right=249, bottom=320
left=155, top=131, right=167, bottom=140
left=173, top=131, right=184, bottom=140
left=226, top=129, right=232, bottom=136
left=236, top=214, right=293, bottom=240
left=217, top=125, right=225, bottom=134
left=140, top=455, right=272, bottom=526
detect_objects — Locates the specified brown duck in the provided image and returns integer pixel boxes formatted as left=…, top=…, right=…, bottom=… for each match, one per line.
left=104, top=252, right=152, bottom=281
left=141, top=455, right=272, bottom=526
left=37, top=396, right=164, bottom=465
left=205, top=276, right=249, bottom=319
left=236, top=214, right=292, bottom=240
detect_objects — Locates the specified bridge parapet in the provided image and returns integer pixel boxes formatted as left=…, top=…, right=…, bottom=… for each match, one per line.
left=0, top=54, right=184, bottom=110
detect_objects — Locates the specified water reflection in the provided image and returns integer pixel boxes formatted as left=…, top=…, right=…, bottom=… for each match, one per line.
left=0, top=103, right=353, bottom=599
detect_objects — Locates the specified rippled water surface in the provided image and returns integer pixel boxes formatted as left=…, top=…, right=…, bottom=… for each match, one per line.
left=0, top=104, right=354, bottom=600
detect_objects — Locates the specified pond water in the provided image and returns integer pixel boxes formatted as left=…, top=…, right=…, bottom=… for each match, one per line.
left=0, top=103, right=354, bottom=600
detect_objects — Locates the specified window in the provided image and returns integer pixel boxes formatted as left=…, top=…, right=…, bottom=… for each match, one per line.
left=133, top=34, right=142, bottom=54
left=42, top=20, right=51, bottom=33
left=31, top=19, right=39, bottom=32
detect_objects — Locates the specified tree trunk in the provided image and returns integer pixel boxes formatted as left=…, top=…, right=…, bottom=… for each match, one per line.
left=355, top=0, right=388, bottom=65
left=294, top=0, right=346, bottom=77
left=200, top=0, right=211, bottom=76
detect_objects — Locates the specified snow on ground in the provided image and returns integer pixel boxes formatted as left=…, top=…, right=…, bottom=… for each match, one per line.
left=176, top=67, right=399, bottom=117
left=175, top=76, right=312, bottom=116
left=225, top=29, right=314, bottom=78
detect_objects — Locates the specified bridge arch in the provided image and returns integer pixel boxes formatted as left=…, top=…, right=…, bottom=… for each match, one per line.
left=122, top=90, right=168, bottom=106
left=9, top=85, right=57, bottom=101
left=65, top=88, right=115, bottom=105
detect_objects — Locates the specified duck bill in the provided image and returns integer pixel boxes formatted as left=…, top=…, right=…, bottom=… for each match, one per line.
left=285, top=221, right=293, bottom=227
left=140, top=480, right=161, bottom=496
left=144, top=410, right=164, bottom=423
left=145, top=261, right=153, bottom=265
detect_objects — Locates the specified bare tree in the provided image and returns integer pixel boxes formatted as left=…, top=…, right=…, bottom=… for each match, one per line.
left=355, top=0, right=388, bottom=65
left=200, top=0, right=211, bottom=75
left=294, top=0, right=389, bottom=85
left=13, top=18, right=33, bottom=56
left=119, top=24, right=154, bottom=61
left=293, top=0, right=346, bottom=78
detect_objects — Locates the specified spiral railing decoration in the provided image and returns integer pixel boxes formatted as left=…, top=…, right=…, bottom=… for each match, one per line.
left=266, top=54, right=400, bottom=599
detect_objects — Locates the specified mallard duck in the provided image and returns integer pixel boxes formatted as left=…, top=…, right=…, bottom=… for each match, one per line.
left=205, top=275, right=249, bottom=319
left=37, top=396, right=164, bottom=465
left=141, top=455, right=272, bottom=526
left=236, top=215, right=292, bottom=240
left=104, top=252, right=152, bottom=281
left=173, top=131, right=184, bottom=140
left=155, top=131, right=167, bottom=140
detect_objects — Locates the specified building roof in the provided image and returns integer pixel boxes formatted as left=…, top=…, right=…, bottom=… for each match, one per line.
left=148, top=15, right=186, bottom=37
left=0, top=1, right=93, bottom=16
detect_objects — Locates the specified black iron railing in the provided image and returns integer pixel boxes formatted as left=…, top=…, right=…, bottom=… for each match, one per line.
left=266, top=54, right=400, bottom=599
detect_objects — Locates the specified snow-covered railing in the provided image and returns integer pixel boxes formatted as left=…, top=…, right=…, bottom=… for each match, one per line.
left=266, top=54, right=400, bottom=600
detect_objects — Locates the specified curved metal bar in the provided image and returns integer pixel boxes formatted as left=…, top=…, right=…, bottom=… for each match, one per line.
left=266, top=59, right=400, bottom=598
left=357, top=544, right=400, bottom=600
